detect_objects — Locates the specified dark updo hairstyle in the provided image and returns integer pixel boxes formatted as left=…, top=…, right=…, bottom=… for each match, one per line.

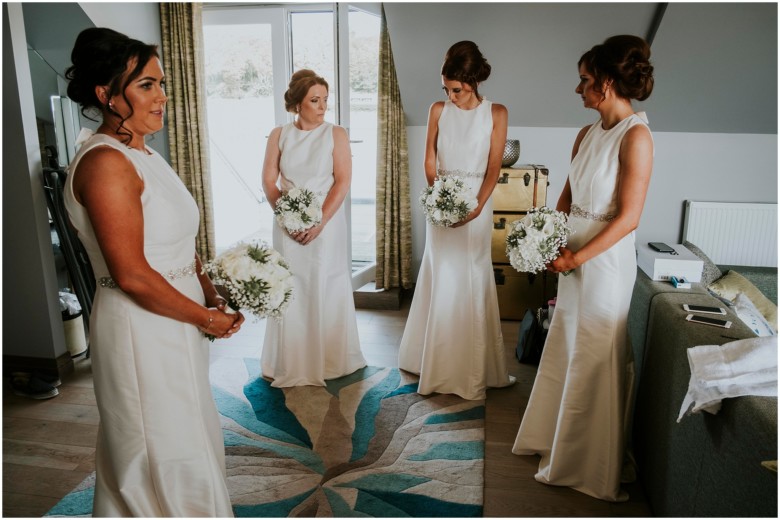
left=65, top=27, right=159, bottom=143
left=440, top=40, right=492, bottom=100
left=578, top=34, right=654, bottom=101
left=284, top=69, right=329, bottom=114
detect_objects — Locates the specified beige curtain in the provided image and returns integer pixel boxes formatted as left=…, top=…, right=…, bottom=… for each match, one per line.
left=159, top=3, right=216, bottom=260
left=375, top=5, right=413, bottom=290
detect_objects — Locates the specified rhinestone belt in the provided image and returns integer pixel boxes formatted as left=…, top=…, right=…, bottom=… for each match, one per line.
left=437, top=168, right=484, bottom=179
left=570, top=204, right=615, bottom=222
left=98, top=261, right=197, bottom=289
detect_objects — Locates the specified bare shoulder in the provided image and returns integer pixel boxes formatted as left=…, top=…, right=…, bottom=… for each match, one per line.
left=624, top=122, right=653, bottom=144
left=73, top=145, right=142, bottom=202
left=491, top=102, right=508, bottom=116
left=268, top=125, right=283, bottom=140
left=331, top=124, right=349, bottom=142
left=429, top=101, right=445, bottom=116
left=77, top=145, right=136, bottom=177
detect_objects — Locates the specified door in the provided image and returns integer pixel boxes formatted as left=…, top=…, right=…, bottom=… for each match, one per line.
left=202, top=3, right=380, bottom=289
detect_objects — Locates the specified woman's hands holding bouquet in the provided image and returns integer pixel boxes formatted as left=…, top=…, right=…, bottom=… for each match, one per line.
left=290, top=221, right=324, bottom=246
left=505, top=207, right=574, bottom=275
left=275, top=187, right=324, bottom=245
left=546, top=247, right=580, bottom=275
left=202, top=294, right=244, bottom=339
left=451, top=204, right=482, bottom=228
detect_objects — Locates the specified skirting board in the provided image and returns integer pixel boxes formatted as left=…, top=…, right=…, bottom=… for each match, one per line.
left=3, top=352, right=75, bottom=378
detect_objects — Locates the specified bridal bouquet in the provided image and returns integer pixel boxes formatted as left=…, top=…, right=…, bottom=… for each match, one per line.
left=505, top=207, right=574, bottom=274
left=274, top=187, right=323, bottom=233
left=203, top=239, right=294, bottom=322
left=419, top=176, right=478, bottom=227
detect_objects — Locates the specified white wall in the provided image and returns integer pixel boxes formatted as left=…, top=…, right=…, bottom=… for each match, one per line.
left=406, top=125, right=778, bottom=279
left=79, top=2, right=161, bottom=51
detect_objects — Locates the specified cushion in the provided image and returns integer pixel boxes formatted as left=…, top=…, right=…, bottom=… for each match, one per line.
left=683, top=240, right=722, bottom=286
left=709, top=270, right=778, bottom=331
left=734, top=292, right=776, bottom=337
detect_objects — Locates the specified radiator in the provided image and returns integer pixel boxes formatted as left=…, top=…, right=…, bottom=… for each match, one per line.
left=682, top=201, right=778, bottom=267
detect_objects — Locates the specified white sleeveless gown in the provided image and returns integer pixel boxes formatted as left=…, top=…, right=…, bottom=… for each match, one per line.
left=261, top=122, right=366, bottom=387
left=64, top=130, right=233, bottom=516
left=398, top=100, right=514, bottom=401
left=512, top=113, right=652, bottom=502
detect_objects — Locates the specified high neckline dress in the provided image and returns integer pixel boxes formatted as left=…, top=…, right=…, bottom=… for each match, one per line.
left=64, top=130, right=233, bottom=516
left=512, top=113, right=652, bottom=502
left=398, top=100, right=515, bottom=401
left=261, top=122, right=366, bottom=387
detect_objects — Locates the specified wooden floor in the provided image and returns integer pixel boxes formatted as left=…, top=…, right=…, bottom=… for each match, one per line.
left=3, top=294, right=651, bottom=517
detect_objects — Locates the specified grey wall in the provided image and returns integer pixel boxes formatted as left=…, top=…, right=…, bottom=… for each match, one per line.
left=384, top=3, right=778, bottom=278
left=385, top=2, right=777, bottom=134
left=4, top=3, right=68, bottom=363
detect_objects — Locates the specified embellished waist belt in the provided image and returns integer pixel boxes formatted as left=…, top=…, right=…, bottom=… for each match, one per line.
left=98, top=260, right=197, bottom=289
left=437, top=168, right=484, bottom=179
left=570, top=204, right=615, bottom=222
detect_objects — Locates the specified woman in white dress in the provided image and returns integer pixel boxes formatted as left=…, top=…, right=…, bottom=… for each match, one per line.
left=260, top=70, right=366, bottom=387
left=63, top=28, right=243, bottom=516
left=398, top=41, right=515, bottom=401
left=512, top=35, right=655, bottom=501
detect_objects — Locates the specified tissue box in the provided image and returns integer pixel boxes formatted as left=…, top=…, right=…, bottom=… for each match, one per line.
left=637, top=243, right=704, bottom=282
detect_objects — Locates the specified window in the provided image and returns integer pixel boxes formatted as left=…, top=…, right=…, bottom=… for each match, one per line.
left=203, top=4, right=379, bottom=286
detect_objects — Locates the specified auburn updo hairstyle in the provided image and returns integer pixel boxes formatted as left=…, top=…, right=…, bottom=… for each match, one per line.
left=440, top=41, right=492, bottom=100
left=65, top=27, right=159, bottom=142
left=578, top=34, right=654, bottom=101
left=284, top=70, right=329, bottom=114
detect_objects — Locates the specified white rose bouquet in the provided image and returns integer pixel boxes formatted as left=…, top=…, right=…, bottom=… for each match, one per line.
left=505, top=206, right=574, bottom=274
left=203, top=240, right=294, bottom=322
left=419, top=176, right=478, bottom=227
left=274, top=187, right=323, bottom=233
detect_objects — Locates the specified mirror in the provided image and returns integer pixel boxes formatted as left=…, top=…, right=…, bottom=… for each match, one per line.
left=24, top=2, right=96, bottom=168
left=51, top=95, right=81, bottom=166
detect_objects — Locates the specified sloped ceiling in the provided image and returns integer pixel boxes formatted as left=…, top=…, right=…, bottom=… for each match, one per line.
left=22, top=2, right=778, bottom=135
left=22, top=2, right=93, bottom=79
left=384, top=2, right=778, bottom=134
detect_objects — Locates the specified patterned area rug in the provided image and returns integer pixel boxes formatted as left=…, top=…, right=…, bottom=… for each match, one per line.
left=46, top=360, right=485, bottom=517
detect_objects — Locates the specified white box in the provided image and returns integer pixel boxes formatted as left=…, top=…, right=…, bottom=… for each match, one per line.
left=637, top=243, right=704, bottom=282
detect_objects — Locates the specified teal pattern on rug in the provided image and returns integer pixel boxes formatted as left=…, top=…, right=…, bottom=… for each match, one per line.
left=45, top=364, right=484, bottom=517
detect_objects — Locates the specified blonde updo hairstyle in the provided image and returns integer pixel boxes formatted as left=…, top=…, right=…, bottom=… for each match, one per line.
left=578, top=34, right=654, bottom=101
left=284, top=69, right=329, bottom=114
left=440, top=41, right=492, bottom=100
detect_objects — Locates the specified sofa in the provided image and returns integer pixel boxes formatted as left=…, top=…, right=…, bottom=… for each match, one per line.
left=627, top=261, right=777, bottom=517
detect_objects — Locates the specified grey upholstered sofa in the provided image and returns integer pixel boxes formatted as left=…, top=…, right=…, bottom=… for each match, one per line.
left=627, top=265, right=777, bottom=517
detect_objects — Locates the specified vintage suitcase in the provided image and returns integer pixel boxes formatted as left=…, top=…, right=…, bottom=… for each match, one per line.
left=493, top=266, right=550, bottom=320
left=491, top=212, right=525, bottom=264
left=492, top=164, right=549, bottom=212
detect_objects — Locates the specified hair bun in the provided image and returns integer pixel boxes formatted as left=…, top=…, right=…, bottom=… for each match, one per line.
left=579, top=34, right=654, bottom=101
left=441, top=40, right=491, bottom=98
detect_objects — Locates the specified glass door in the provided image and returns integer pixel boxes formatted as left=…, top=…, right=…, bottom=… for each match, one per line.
left=202, top=4, right=380, bottom=289
left=202, top=7, right=287, bottom=252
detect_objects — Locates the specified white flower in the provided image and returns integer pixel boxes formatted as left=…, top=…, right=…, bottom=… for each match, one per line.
left=203, top=239, right=294, bottom=321
left=505, top=206, right=574, bottom=273
left=419, top=176, right=478, bottom=227
left=274, top=188, right=323, bottom=233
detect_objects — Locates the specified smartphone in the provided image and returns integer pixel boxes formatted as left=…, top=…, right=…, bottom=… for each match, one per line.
left=686, top=314, right=732, bottom=328
left=648, top=242, right=677, bottom=254
left=683, top=304, right=726, bottom=315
